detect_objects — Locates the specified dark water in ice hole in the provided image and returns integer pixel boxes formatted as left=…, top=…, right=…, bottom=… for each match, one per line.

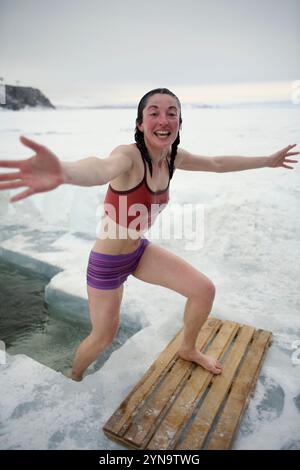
left=0, top=258, right=140, bottom=376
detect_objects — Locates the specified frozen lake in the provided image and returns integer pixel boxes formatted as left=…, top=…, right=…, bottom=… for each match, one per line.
left=0, top=103, right=299, bottom=449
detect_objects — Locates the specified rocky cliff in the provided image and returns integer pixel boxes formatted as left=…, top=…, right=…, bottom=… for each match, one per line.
left=0, top=85, right=55, bottom=110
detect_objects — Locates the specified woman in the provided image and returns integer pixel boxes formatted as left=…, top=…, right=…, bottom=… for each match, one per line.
left=0, top=88, right=298, bottom=381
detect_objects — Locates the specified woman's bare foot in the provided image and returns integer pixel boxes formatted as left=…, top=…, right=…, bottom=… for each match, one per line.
left=178, top=349, right=222, bottom=374
left=66, top=368, right=83, bottom=382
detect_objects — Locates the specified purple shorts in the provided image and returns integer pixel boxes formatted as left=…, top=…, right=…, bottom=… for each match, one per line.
left=86, top=238, right=150, bottom=290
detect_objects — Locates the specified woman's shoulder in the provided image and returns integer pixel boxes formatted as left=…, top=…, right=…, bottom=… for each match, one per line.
left=107, top=143, right=142, bottom=188
left=107, top=143, right=139, bottom=167
left=174, top=146, right=187, bottom=168
left=111, top=143, right=138, bottom=157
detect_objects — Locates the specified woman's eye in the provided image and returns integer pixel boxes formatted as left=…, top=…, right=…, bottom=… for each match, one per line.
left=149, top=112, right=177, bottom=118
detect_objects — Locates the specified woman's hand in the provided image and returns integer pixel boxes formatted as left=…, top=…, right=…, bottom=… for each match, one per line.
left=0, top=136, right=65, bottom=202
left=268, top=144, right=299, bottom=169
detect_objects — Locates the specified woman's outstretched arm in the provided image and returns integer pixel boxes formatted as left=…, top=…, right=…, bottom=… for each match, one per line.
left=177, top=145, right=299, bottom=173
left=0, top=136, right=133, bottom=202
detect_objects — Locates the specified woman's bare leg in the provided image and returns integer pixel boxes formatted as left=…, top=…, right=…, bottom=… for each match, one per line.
left=71, top=285, right=123, bottom=381
left=133, top=244, right=222, bottom=374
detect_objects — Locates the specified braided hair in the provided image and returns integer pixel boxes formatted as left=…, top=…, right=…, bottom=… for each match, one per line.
left=134, top=88, right=182, bottom=180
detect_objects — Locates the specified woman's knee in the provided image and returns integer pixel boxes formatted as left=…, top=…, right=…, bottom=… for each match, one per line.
left=189, top=276, right=216, bottom=304
left=89, top=328, right=116, bottom=351
left=89, top=314, right=119, bottom=349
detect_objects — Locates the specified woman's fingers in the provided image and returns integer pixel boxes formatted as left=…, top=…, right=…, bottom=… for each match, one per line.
left=282, top=163, right=293, bottom=169
left=10, top=188, right=34, bottom=203
left=0, top=160, right=25, bottom=168
left=0, top=180, right=25, bottom=190
left=279, top=144, right=297, bottom=154
left=19, top=135, right=42, bottom=152
left=0, top=171, right=22, bottom=182
left=0, top=136, right=41, bottom=170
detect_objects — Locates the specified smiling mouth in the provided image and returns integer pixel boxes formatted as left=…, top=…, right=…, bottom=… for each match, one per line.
left=154, top=131, right=171, bottom=138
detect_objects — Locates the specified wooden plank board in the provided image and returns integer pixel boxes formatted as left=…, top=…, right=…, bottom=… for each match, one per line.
left=146, top=320, right=240, bottom=450
left=175, top=325, right=255, bottom=450
left=103, top=317, right=272, bottom=450
left=206, top=329, right=272, bottom=450
left=104, top=318, right=221, bottom=441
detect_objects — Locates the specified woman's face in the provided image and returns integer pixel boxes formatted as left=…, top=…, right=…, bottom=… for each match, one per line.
left=138, top=93, right=181, bottom=150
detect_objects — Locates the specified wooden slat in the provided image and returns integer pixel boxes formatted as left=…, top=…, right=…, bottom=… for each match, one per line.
left=123, top=319, right=224, bottom=447
left=146, top=320, right=240, bottom=450
left=103, top=330, right=183, bottom=437
left=176, top=325, right=255, bottom=450
left=207, top=329, right=272, bottom=450
left=103, top=318, right=221, bottom=440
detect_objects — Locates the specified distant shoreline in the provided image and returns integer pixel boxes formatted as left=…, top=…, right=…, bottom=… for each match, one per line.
left=0, top=100, right=294, bottom=111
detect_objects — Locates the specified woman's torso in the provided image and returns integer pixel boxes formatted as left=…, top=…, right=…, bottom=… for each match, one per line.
left=92, top=143, right=172, bottom=255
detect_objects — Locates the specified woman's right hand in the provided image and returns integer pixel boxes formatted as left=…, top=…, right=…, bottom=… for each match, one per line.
left=0, top=136, right=65, bottom=202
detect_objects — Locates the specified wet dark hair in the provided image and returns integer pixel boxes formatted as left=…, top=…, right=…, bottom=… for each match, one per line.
left=134, top=88, right=182, bottom=179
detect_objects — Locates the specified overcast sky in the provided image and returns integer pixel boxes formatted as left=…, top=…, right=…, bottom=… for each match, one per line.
left=1, top=0, right=300, bottom=104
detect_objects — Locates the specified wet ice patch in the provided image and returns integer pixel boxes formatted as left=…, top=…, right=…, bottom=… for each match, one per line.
left=281, top=440, right=300, bottom=450
left=293, top=392, right=300, bottom=414
left=239, top=375, right=285, bottom=438
left=254, top=375, right=285, bottom=420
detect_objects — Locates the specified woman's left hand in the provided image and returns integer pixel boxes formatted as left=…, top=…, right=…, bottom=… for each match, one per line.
left=268, top=144, right=299, bottom=169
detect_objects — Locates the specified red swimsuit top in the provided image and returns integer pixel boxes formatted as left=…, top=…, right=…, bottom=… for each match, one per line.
left=104, top=149, right=170, bottom=230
